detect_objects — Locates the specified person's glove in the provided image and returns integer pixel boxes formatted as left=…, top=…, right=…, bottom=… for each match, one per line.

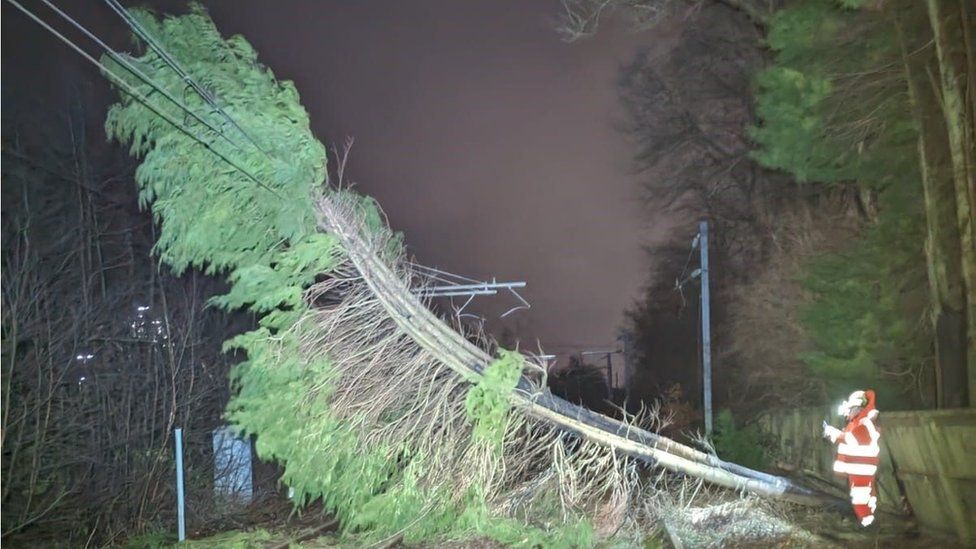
left=822, top=421, right=841, bottom=443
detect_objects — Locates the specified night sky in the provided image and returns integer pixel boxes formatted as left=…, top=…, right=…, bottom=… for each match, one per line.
left=3, top=0, right=681, bottom=355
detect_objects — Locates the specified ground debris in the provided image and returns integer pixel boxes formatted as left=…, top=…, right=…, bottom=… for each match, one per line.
left=656, top=498, right=826, bottom=548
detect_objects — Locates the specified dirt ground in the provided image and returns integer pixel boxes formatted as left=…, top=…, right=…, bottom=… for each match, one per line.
left=173, top=493, right=967, bottom=548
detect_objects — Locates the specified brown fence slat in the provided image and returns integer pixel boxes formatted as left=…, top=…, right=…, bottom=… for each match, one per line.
left=882, top=409, right=976, bottom=541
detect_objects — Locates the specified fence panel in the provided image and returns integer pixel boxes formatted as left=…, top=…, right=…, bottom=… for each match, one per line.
left=881, top=409, right=976, bottom=541
left=757, top=407, right=975, bottom=542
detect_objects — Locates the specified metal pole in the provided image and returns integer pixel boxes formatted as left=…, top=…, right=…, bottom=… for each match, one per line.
left=423, top=281, right=526, bottom=292
left=175, top=427, right=186, bottom=542
left=415, top=281, right=526, bottom=295
left=619, top=333, right=632, bottom=411
left=699, top=221, right=713, bottom=437
left=415, top=289, right=498, bottom=297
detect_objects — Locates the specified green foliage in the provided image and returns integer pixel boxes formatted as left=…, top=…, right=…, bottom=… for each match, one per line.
left=127, top=528, right=275, bottom=548
left=465, top=350, right=524, bottom=446
left=184, top=529, right=274, bottom=548
left=104, top=6, right=594, bottom=546
left=642, top=531, right=667, bottom=549
left=711, top=410, right=767, bottom=471
left=103, top=4, right=327, bottom=275
left=211, top=233, right=343, bottom=314
left=123, top=530, right=176, bottom=548
left=226, top=324, right=589, bottom=545
left=751, top=67, right=835, bottom=182
left=348, top=468, right=594, bottom=547
left=753, top=1, right=912, bottom=186
left=800, top=182, right=928, bottom=408
left=752, top=0, right=929, bottom=401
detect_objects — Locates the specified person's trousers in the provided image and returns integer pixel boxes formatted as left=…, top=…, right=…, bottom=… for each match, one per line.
left=848, top=474, right=877, bottom=526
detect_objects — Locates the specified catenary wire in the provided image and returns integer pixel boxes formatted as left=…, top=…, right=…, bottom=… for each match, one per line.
left=34, top=0, right=252, bottom=158
left=103, top=0, right=272, bottom=159
left=6, top=0, right=282, bottom=199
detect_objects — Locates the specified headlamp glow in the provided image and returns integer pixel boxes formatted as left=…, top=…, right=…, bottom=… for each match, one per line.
left=837, top=401, right=849, bottom=416
left=837, top=391, right=866, bottom=416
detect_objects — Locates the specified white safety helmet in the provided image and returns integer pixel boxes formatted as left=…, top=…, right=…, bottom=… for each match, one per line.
left=837, top=390, right=868, bottom=417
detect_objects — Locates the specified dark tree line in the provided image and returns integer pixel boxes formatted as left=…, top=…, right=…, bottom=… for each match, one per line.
left=609, top=0, right=974, bottom=418
left=619, top=4, right=789, bottom=412
left=616, top=2, right=879, bottom=415
left=1, top=94, right=252, bottom=545
left=548, top=355, right=615, bottom=416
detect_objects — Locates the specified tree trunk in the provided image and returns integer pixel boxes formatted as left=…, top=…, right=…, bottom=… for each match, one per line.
left=893, top=2, right=969, bottom=408
left=926, top=0, right=976, bottom=408
left=314, top=195, right=847, bottom=508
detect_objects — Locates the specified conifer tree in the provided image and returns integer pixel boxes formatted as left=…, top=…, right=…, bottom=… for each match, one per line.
left=751, top=0, right=937, bottom=406
left=100, top=6, right=618, bottom=546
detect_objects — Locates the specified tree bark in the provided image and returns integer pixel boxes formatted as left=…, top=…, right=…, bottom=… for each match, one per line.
left=893, top=2, right=968, bottom=408
left=926, top=0, right=976, bottom=408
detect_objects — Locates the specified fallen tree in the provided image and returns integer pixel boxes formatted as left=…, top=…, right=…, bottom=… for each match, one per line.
left=85, top=4, right=844, bottom=544
left=314, top=193, right=837, bottom=506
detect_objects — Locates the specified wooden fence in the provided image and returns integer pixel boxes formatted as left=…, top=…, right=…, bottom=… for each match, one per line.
left=757, top=407, right=976, bottom=542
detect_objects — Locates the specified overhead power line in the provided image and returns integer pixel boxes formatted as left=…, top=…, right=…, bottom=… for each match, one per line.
left=102, top=0, right=272, bottom=159
left=6, top=0, right=281, bottom=198
left=673, top=231, right=700, bottom=314
left=33, top=0, right=251, bottom=158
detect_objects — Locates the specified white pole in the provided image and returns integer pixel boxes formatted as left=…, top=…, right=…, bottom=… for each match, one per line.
left=700, top=221, right=713, bottom=437
left=175, top=427, right=186, bottom=542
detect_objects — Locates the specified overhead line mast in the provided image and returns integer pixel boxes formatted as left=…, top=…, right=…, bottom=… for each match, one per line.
left=671, top=221, right=713, bottom=436
left=411, top=263, right=530, bottom=318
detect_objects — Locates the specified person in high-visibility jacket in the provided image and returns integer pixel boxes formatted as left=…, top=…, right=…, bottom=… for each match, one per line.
left=822, top=389, right=880, bottom=526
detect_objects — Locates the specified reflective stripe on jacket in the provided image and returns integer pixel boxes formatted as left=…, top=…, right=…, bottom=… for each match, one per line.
left=832, top=411, right=880, bottom=477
